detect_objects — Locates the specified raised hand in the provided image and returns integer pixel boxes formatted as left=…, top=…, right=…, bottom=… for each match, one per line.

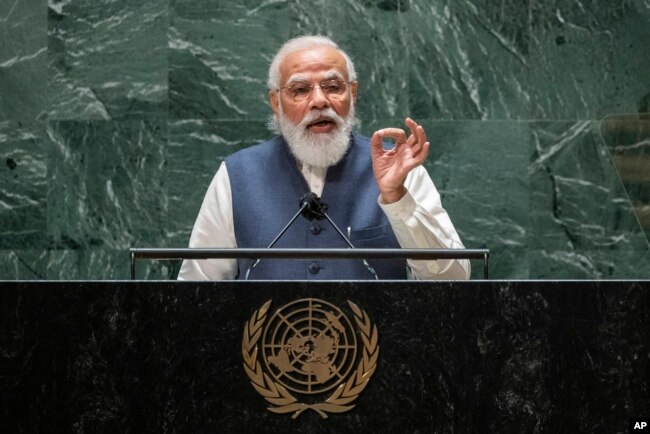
left=370, top=117, right=430, bottom=203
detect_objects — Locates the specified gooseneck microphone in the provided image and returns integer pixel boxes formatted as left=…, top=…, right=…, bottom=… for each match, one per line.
left=244, top=192, right=379, bottom=280
left=299, top=192, right=328, bottom=221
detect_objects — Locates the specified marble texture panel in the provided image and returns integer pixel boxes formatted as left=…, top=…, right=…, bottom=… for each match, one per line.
left=0, top=0, right=47, bottom=123
left=165, top=119, right=269, bottom=247
left=405, top=0, right=650, bottom=120
left=0, top=250, right=47, bottom=279
left=530, top=249, right=650, bottom=279
left=0, top=120, right=47, bottom=249
left=47, top=0, right=168, bottom=120
left=406, top=0, right=532, bottom=120
left=529, top=121, right=650, bottom=278
left=600, top=115, right=650, bottom=243
left=46, top=249, right=173, bottom=280
left=169, top=0, right=409, bottom=123
left=528, top=1, right=650, bottom=120
left=46, top=120, right=167, bottom=273
left=169, top=1, right=290, bottom=120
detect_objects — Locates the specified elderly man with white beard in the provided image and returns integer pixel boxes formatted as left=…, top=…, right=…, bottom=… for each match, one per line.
left=177, top=35, right=470, bottom=281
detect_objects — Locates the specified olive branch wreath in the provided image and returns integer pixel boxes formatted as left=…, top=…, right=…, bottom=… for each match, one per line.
left=242, top=300, right=379, bottom=419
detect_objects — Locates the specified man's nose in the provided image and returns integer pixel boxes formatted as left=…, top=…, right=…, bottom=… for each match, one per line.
left=309, top=85, right=330, bottom=109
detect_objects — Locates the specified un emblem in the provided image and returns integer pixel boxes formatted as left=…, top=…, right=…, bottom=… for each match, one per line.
left=242, top=298, right=379, bottom=419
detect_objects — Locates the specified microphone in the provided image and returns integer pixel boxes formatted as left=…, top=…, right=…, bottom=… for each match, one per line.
left=244, top=193, right=379, bottom=280
left=299, top=192, right=327, bottom=221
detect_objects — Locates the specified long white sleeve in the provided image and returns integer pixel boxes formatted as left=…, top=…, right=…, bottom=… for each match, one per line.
left=177, top=162, right=238, bottom=280
left=378, top=166, right=471, bottom=280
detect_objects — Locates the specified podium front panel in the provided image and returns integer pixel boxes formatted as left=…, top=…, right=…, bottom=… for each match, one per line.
left=1, top=280, right=647, bottom=432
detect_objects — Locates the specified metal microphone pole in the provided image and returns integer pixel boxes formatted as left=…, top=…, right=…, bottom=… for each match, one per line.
left=244, top=202, right=309, bottom=280
left=245, top=192, right=379, bottom=280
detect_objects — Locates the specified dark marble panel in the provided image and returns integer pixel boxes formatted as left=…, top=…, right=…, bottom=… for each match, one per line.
left=46, top=249, right=175, bottom=280
left=165, top=119, right=269, bottom=246
left=405, top=0, right=650, bottom=120
left=429, top=120, right=530, bottom=279
left=0, top=0, right=47, bottom=122
left=169, top=0, right=408, bottom=123
left=169, top=1, right=290, bottom=120
left=363, top=119, right=530, bottom=279
left=530, top=249, right=650, bottom=279
left=600, top=115, right=650, bottom=243
left=47, top=0, right=168, bottom=120
left=406, top=0, right=532, bottom=120
left=46, top=120, right=167, bottom=255
left=528, top=1, right=650, bottom=119
left=529, top=121, right=650, bottom=278
left=0, top=120, right=47, bottom=249
left=0, top=250, right=47, bottom=279
left=0, top=281, right=647, bottom=433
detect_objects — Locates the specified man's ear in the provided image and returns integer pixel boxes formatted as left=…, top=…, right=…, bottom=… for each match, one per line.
left=351, top=81, right=358, bottom=104
left=269, top=90, right=280, bottom=117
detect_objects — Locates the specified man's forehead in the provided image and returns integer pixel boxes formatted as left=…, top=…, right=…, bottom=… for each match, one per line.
left=279, top=46, right=349, bottom=83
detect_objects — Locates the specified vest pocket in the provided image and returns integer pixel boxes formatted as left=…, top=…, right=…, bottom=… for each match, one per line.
left=349, top=224, right=390, bottom=244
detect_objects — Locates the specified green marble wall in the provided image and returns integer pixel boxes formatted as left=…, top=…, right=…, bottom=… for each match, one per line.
left=1, top=0, right=649, bottom=279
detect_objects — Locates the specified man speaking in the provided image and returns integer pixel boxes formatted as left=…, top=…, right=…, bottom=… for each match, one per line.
left=178, top=35, right=470, bottom=280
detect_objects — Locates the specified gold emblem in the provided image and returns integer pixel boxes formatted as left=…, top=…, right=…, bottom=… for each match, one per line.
left=242, top=298, right=379, bottom=419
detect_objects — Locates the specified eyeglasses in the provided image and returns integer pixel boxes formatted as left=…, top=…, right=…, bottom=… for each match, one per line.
left=278, top=79, right=354, bottom=102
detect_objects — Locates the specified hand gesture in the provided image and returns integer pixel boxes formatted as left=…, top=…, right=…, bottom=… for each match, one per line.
left=370, top=117, right=430, bottom=204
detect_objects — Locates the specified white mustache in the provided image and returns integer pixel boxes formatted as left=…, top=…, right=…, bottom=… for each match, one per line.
left=299, top=108, right=344, bottom=129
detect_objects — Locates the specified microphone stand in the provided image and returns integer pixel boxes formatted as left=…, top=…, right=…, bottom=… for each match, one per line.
left=244, top=201, right=310, bottom=280
left=245, top=193, right=379, bottom=280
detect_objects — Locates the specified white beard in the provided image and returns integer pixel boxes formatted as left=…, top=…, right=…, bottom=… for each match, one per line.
left=272, top=105, right=357, bottom=168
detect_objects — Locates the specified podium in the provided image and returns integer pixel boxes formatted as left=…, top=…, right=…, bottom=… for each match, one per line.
left=1, top=280, right=648, bottom=432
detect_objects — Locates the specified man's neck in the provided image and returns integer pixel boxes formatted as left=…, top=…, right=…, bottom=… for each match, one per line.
left=297, top=161, right=328, bottom=196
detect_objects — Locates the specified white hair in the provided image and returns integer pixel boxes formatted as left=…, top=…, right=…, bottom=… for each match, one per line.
left=267, top=35, right=357, bottom=90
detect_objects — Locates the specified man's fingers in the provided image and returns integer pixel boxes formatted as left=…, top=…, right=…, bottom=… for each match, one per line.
left=416, top=124, right=428, bottom=145
left=405, top=117, right=428, bottom=147
left=374, top=120, right=429, bottom=162
left=411, top=141, right=430, bottom=162
left=404, top=118, right=417, bottom=146
left=376, top=128, right=408, bottom=148
left=370, top=130, right=385, bottom=158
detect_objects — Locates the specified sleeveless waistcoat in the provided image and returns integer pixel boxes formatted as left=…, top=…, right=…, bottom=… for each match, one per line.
left=225, top=134, right=407, bottom=280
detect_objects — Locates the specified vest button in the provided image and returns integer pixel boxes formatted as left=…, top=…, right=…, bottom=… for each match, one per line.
left=310, top=225, right=322, bottom=235
left=308, top=262, right=320, bottom=274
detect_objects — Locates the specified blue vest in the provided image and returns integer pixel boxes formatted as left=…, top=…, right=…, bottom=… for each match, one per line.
left=225, top=133, right=407, bottom=280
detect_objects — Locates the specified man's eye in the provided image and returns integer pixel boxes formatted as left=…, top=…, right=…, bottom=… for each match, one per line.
left=291, top=86, right=311, bottom=96
left=322, top=81, right=345, bottom=93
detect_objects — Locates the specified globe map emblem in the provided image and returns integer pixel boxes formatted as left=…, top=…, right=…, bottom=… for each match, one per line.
left=262, top=298, right=358, bottom=394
